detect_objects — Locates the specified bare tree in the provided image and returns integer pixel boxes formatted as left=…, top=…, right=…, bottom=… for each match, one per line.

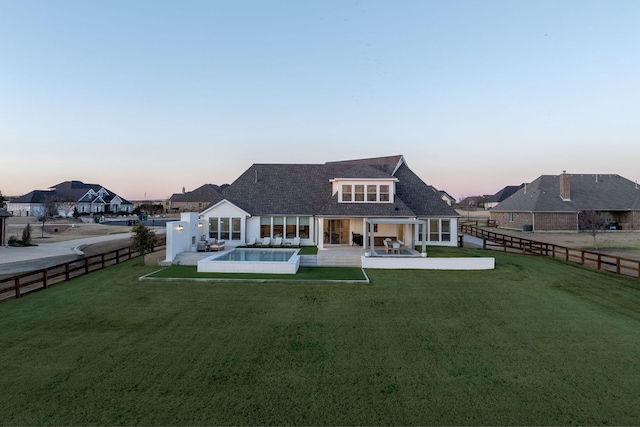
left=579, top=209, right=605, bottom=249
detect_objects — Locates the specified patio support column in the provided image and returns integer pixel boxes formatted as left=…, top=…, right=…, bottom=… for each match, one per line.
left=362, top=218, right=367, bottom=251
left=369, top=221, right=376, bottom=256
left=421, top=219, right=427, bottom=256
left=317, top=217, right=324, bottom=249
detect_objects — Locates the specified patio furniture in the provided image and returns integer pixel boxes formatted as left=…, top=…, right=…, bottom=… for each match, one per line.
left=246, top=237, right=256, bottom=247
left=272, top=237, right=283, bottom=247
left=196, top=240, right=209, bottom=252
left=392, top=242, right=401, bottom=254
left=257, top=237, right=270, bottom=247
left=383, top=238, right=393, bottom=254
left=209, top=239, right=225, bottom=251
left=291, top=237, right=300, bottom=248
left=352, top=232, right=363, bottom=246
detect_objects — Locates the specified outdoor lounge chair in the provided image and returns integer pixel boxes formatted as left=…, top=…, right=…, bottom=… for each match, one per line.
left=209, top=239, right=225, bottom=251
left=196, top=240, right=208, bottom=252
left=257, top=237, right=270, bottom=247
left=290, top=237, right=300, bottom=248
left=272, top=237, right=283, bottom=247
left=246, top=237, right=256, bottom=247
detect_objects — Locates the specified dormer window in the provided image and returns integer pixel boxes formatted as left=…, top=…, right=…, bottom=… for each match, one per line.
left=339, top=182, right=393, bottom=203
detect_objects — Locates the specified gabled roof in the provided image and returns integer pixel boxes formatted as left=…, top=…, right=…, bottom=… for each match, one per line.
left=9, top=181, right=131, bottom=206
left=487, top=185, right=524, bottom=203
left=211, top=155, right=459, bottom=218
left=170, top=184, right=225, bottom=204
left=492, top=174, right=640, bottom=212
left=0, top=208, right=12, bottom=217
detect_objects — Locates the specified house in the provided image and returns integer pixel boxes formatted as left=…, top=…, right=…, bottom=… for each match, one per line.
left=484, top=184, right=524, bottom=210
left=6, top=181, right=133, bottom=217
left=165, top=155, right=460, bottom=259
left=437, top=190, right=456, bottom=206
left=490, top=172, right=640, bottom=231
left=168, top=184, right=226, bottom=212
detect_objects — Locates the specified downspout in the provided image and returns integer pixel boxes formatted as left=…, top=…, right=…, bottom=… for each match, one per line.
left=532, top=213, right=535, bottom=232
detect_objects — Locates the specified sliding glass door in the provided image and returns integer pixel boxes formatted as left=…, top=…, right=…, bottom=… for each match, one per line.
left=323, top=219, right=350, bottom=245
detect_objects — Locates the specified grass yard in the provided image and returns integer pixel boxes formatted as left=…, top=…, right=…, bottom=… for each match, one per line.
left=2, top=250, right=640, bottom=425
left=146, top=265, right=367, bottom=282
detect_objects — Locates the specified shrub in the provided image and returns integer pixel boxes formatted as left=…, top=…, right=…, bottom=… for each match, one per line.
left=21, top=224, right=32, bottom=246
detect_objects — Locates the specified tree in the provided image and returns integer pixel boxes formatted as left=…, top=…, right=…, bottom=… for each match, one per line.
left=131, top=223, right=157, bottom=262
left=21, top=223, right=32, bottom=246
left=0, top=189, right=6, bottom=208
left=579, top=209, right=605, bottom=249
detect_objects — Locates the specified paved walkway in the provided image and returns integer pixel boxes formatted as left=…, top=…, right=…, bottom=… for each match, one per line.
left=0, top=233, right=133, bottom=276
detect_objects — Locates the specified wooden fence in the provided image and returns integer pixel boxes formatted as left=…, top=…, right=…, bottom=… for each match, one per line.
left=0, top=237, right=166, bottom=303
left=459, top=222, right=640, bottom=280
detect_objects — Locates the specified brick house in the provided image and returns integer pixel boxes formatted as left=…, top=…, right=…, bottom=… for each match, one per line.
left=490, top=172, right=640, bottom=231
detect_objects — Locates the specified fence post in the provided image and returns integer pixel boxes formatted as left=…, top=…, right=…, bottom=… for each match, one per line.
left=85, top=258, right=89, bottom=274
left=483, top=238, right=486, bottom=250
left=101, top=254, right=105, bottom=269
left=43, top=268, right=48, bottom=289
left=616, top=257, right=621, bottom=275
left=128, top=247, right=132, bottom=260
left=597, top=254, right=602, bottom=270
left=14, top=277, right=20, bottom=299
left=116, top=250, right=120, bottom=264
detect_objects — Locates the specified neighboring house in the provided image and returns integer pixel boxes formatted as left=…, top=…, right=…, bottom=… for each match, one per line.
left=490, top=172, right=640, bottom=231
left=168, top=184, right=226, bottom=212
left=171, top=155, right=460, bottom=253
left=437, top=190, right=456, bottom=206
left=484, top=184, right=524, bottom=210
left=6, top=181, right=133, bottom=217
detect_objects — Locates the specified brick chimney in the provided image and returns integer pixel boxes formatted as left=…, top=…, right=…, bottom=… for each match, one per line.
left=560, top=171, right=570, bottom=201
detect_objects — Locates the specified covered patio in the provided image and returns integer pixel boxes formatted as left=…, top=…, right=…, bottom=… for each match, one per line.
left=364, top=218, right=427, bottom=257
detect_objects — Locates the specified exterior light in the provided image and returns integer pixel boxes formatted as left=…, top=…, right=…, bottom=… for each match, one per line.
left=198, top=222, right=203, bottom=228
left=177, top=224, right=184, bottom=231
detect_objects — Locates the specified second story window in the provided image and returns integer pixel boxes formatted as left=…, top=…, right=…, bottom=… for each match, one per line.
left=354, top=185, right=365, bottom=202
left=367, top=185, right=377, bottom=201
left=380, top=185, right=390, bottom=202
left=342, top=185, right=352, bottom=202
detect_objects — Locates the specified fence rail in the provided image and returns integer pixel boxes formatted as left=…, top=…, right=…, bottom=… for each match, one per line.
left=0, top=237, right=165, bottom=303
left=459, top=221, right=640, bottom=280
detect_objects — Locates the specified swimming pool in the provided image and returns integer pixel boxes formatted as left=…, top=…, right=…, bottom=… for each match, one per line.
left=197, top=248, right=301, bottom=274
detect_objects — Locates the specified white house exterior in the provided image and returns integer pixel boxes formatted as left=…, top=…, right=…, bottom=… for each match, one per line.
left=165, top=155, right=460, bottom=257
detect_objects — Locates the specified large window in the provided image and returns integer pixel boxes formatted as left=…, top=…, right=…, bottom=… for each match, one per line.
left=340, top=183, right=392, bottom=203
left=232, top=218, right=241, bottom=240
left=380, top=185, right=390, bottom=202
left=210, top=217, right=241, bottom=241
left=209, top=217, right=219, bottom=239
left=429, top=219, right=440, bottom=242
left=286, top=217, right=297, bottom=238
left=260, top=216, right=310, bottom=239
left=442, top=220, right=451, bottom=242
left=299, top=217, right=310, bottom=238
left=342, top=185, right=352, bottom=202
left=367, top=185, right=377, bottom=201
left=260, top=217, right=271, bottom=238
left=273, top=216, right=284, bottom=238
left=220, top=218, right=230, bottom=240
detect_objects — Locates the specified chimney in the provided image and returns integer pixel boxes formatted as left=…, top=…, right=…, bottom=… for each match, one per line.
left=560, top=171, right=570, bottom=201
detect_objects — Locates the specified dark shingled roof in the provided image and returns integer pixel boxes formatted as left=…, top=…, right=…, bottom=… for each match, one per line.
left=487, top=185, right=524, bottom=203
left=0, top=208, right=12, bottom=217
left=10, top=181, right=132, bottom=205
left=212, top=155, right=459, bottom=218
left=170, top=184, right=224, bottom=204
left=492, top=174, right=640, bottom=212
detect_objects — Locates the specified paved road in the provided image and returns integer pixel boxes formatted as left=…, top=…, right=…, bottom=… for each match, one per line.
left=0, top=233, right=135, bottom=276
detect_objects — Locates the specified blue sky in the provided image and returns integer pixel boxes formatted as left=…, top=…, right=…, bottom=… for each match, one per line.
left=1, top=0, right=639, bottom=201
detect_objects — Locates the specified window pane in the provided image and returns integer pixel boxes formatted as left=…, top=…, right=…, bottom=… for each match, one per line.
left=260, top=217, right=271, bottom=238
left=232, top=218, right=241, bottom=240
left=380, top=185, right=389, bottom=202
left=442, top=220, right=451, bottom=242
left=220, top=217, right=230, bottom=240
left=286, top=217, right=297, bottom=238
left=341, top=185, right=352, bottom=202
left=209, top=217, right=218, bottom=239
left=299, top=217, right=310, bottom=239
left=273, top=216, right=284, bottom=238
left=429, top=219, right=439, bottom=241
left=355, top=185, right=364, bottom=201
left=367, top=185, right=377, bottom=201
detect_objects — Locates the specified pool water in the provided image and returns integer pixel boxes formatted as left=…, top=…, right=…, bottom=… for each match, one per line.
left=212, top=249, right=296, bottom=262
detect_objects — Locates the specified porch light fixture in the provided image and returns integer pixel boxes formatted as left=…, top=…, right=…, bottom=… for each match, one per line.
left=198, top=222, right=203, bottom=228
left=177, top=224, right=184, bottom=231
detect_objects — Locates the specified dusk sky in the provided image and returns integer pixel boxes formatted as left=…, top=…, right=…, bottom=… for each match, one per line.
left=1, top=0, right=638, bottom=202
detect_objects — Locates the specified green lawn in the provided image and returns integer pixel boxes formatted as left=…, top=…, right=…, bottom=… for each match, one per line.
left=2, top=250, right=640, bottom=425
left=147, top=265, right=368, bottom=282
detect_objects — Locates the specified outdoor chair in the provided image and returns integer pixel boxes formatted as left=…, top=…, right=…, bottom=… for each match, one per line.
left=291, top=237, right=300, bottom=248
left=272, top=237, right=283, bottom=247
left=257, top=237, right=270, bottom=247
left=209, top=239, right=225, bottom=252
left=246, top=237, right=256, bottom=247
left=383, top=238, right=393, bottom=254
left=196, top=240, right=208, bottom=252
left=392, top=242, right=401, bottom=254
